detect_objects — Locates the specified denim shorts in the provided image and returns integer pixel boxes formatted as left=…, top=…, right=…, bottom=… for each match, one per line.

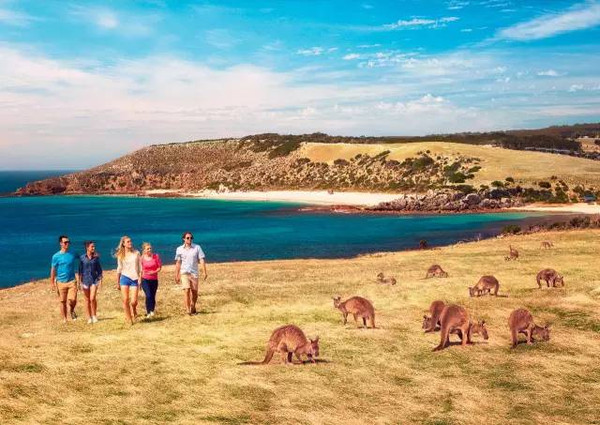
left=119, top=275, right=139, bottom=287
left=82, top=279, right=101, bottom=290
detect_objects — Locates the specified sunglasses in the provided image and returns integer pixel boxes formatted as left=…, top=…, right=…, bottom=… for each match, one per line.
left=184, top=236, right=193, bottom=240
left=62, top=240, right=70, bottom=244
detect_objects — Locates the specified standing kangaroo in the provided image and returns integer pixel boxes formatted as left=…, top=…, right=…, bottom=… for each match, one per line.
left=505, top=245, right=519, bottom=261
left=333, top=296, right=376, bottom=328
left=433, top=304, right=471, bottom=351
left=242, top=325, right=319, bottom=365
left=422, top=300, right=445, bottom=332
left=376, top=272, right=397, bottom=285
left=425, top=265, right=449, bottom=279
left=536, top=268, right=564, bottom=288
left=508, top=308, right=550, bottom=348
left=469, top=275, right=500, bottom=297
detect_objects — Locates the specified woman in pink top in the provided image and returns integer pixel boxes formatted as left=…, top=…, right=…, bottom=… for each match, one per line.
left=140, top=242, right=162, bottom=318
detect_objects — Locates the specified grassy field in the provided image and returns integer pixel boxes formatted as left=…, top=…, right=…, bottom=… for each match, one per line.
left=300, top=142, right=600, bottom=188
left=1, top=230, right=600, bottom=425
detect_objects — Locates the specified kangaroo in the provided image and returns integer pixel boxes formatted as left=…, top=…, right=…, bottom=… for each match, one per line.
left=425, top=264, right=449, bottom=279
left=508, top=308, right=550, bottom=348
left=536, top=269, right=564, bottom=288
left=469, top=275, right=499, bottom=297
left=505, top=245, right=519, bottom=261
left=333, top=296, right=376, bottom=328
left=376, top=272, right=397, bottom=285
left=540, top=241, right=554, bottom=249
left=433, top=304, right=472, bottom=351
left=242, top=325, right=319, bottom=365
left=422, top=300, right=445, bottom=332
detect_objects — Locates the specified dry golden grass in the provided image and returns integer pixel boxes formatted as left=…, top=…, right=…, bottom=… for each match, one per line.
left=1, top=230, right=600, bottom=424
left=299, top=142, right=600, bottom=187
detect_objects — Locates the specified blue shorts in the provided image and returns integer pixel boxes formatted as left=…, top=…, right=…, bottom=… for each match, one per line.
left=82, top=279, right=100, bottom=290
left=119, top=275, right=139, bottom=287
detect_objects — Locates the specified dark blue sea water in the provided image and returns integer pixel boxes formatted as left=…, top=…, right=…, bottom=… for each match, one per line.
left=0, top=191, right=553, bottom=288
left=0, top=170, right=75, bottom=194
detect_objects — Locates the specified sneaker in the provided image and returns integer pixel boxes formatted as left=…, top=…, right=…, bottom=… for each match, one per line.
left=87, top=318, right=93, bottom=324
left=145, top=313, right=151, bottom=319
left=149, top=311, right=155, bottom=317
left=190, top=306, right=197, bottom=315
left=70, top=311, right=78, bottom=321
left=92, top=316, right=98, bottom=324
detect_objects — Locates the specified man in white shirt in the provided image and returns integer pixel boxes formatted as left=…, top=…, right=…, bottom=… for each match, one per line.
left=175, top=231, right=208, bottom=315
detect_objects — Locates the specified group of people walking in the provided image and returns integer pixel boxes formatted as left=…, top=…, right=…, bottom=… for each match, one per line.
left=49, top=232, right=207, bottom=324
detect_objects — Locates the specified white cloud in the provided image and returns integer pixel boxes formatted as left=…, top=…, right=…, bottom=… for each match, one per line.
left=297, top=47, right=337, bottom=56
left=447, top=1, right=470, bottom=10
left=569, top=84, right=584, bottom=92
left=537, top=69, right=560, bottom=77
left=69, top=6, right=157, bottom=37
left=343, top=53, right=361, bottom=60
left=384, top=16, right=459, bottom=30
left=357, top=43, right=381, bottom=48
left=497, top=2, right=600, bottom=41
left=0, top=6, right=37, bottom=26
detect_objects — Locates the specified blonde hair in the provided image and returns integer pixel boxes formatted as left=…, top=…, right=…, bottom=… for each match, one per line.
left=115, top=235, right=131, bottom=260
left=142, top=242, right=152, bottom=252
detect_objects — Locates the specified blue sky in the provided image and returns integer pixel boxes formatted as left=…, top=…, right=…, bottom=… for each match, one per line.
left=0, top=0, right=599, bottom=169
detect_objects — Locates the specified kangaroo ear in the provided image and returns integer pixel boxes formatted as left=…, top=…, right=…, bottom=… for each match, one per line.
left=423, top=315, right=427, bottom=319
left=481, top=320, right=486, bottom=325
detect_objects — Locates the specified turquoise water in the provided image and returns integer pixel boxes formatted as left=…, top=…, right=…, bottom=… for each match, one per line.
left=0, top=193, right=550, bottom=288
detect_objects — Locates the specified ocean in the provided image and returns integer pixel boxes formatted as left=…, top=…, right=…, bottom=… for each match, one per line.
left=0, top=172, right=555, bottom=288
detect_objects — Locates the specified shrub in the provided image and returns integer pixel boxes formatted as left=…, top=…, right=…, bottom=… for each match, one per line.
left=491, top=180, right=504, bottom=188
left=268, top=141, right=301, bottom=158
left=468, top=166, right=482, bottom=173
left=447, top=172, right=467, bottom=183
left=502, top=224, right=521, bottom=235
left=505, top=177, right=515, bottom=183
left=333, top=158, right=349, bottom=166
left=538, top=181, right=551, bottom=189
left=412, top=155, right=434, bottom=170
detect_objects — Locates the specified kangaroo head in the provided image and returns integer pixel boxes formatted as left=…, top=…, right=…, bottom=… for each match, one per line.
left=333, top=296, right=342, bottom=308
left=422, top=315, right=433, bottom=330
left=471, top=320, right=489, bottom=340
left=468, top=287, right=475, bottom=297
left=555, top=275, right=564, bottom=286
left=533, top=325, right=550, bottom=341
left=376, top=272, right=384, bottom=280
left=308, top=336, right=320, bottom=358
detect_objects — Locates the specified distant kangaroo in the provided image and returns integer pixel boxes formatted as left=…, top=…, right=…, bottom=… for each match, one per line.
left=505, top=245, right=519, bottom=261
left=242, top=325, right=319, bottom=365
left=425, top=265, right=448, bottom=279
left=540, top=241, right=554, bottom=249
left=333, top=296, right=376, bottom=328
left=433, top=305, right=470, bottom=351
left=422, top=300, right=445, bottom=332
left=536, top=269, right=564, bottom=288
left=469, top=275, right=500, bottom=297
left=508, top=308, right=550, bottom=348
left=376, top=272, right=397, bottom=285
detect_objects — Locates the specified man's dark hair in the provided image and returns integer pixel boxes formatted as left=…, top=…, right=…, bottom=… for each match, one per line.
left=181, top=231, right=194, bottom=240
left=84, top=240, right=95, bottom=249
left=58, top=235, right=69, bottom=243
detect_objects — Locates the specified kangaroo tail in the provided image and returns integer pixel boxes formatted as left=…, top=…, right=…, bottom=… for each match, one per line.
left=261, top=347, right=274, bottom=364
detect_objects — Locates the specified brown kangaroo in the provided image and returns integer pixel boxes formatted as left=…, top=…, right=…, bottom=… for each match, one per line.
left=422, top=300, right=445, bottom=332
left=333, top=296, right=376, bottom=328
left=540, top=241, right=554, bottom=249
left=469, top=275, right=500, bottom=297
left=505, top=245, right=519, bottom=261
left=508, top=308, right=550, bottom=348
left=243, top=325, right=319, bottom=365
left=433, top=304, right=471, bottom=351
left=536, top=268, right=564, bottom=288
left=425, top=264, right=449, bottom=279
left=376, top=272, right=397, bottom=285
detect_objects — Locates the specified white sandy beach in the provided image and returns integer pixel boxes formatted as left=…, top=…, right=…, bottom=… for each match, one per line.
left=144, top=189, right=402, bottom=206
left=513, top=203, right=600, bottom=215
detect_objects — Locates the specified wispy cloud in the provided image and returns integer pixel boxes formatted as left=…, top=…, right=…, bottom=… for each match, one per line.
left=0, top=5, right=37, bottom=26
left=297, top=47, right=337, bottom=56
left=537, top=69, right=561, bottom=77
left=447, top=1, right=470, bottom=10
left=69, top=5, right=158, bottom=37
left=497, top=1, right=600, bottom=41
left=343, top=53, right=361, bottom=60
left=384, top=16, right=459, bottom=30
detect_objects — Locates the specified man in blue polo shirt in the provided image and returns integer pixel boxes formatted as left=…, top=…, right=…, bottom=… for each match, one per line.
left=175, top=231, right=208, bottom=315
left=50, top=235, right=80, bottom=323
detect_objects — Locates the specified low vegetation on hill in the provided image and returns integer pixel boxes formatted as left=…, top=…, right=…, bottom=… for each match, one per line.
left=1, top=230, right=599, bottom=424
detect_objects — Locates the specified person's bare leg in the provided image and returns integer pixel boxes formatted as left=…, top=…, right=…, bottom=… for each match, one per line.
left=90, top=285, right=98, bottom=318
left=120, top=286, right=133, bottom=325
left=183, top=288, right=191, bottom=313
left=191, top=289, right=198, bottom=314
left=59, top=300, right=68, bottom=322
left=83, top=288, right=92, bottom=320
left=130, top=286, right=139, bottom=320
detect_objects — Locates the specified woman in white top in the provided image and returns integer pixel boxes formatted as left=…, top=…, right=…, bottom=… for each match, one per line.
left=115, top=235, right=141, bottom=325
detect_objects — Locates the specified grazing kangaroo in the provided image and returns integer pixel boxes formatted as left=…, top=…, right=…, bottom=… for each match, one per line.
left=422, top=300, right=446, bottom=332
left=333, top=296, right=376, bottom=328
left=536, top=269, right=564, bottom=288
left=376, top=272, right=397, bottom=285
left=243, top=325, right=319, bottom=365
left=425, top=264, right=449, bottom=279
left=433, top=304, right=471, bottom=351
left=508, top=308, right=550, bottom=348
left=505, top=245, right=519, bottom=261
left=469, top=275, right=500, bottom=297
left=540, top=241, right=554, bottom=249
